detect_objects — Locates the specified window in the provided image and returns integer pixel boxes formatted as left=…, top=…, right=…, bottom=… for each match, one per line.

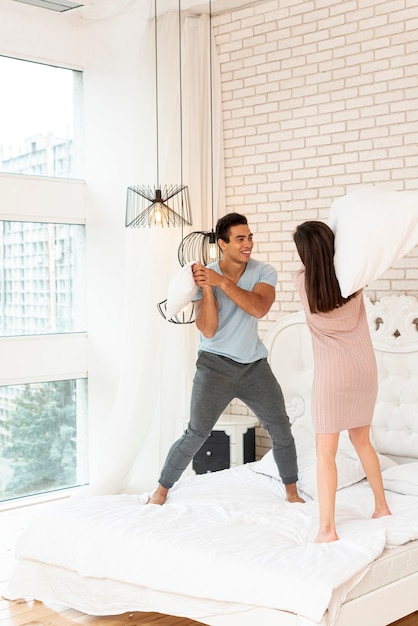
left=0, top=379, right=88, bottom=502
left=0, top=219, right=88, bottom=503
left=0, top=55, right=87, bottom=503
left=0, top=221, right=86, bottom=337
left=0, top=55, right=83, bottom=179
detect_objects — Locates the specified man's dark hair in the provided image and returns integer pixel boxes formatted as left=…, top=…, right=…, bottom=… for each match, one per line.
left=215, top=213, right=248, bottom=243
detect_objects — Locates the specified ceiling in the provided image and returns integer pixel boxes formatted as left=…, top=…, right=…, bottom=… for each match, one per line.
left=165, top=0, right=257, bottom=14
left=12, top=0, right=257, bottom=15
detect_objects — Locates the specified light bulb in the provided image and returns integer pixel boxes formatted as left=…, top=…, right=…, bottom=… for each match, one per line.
left=209, top=242, right=217, bottom=260
left=154, top=205, right=162, bottom=224
left=152, top=189, right=164, bottom=225
left=208, top=230, right=217, bottom=260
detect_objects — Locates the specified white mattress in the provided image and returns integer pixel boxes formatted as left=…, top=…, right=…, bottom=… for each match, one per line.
left=346, top=538, right=418, bottom=601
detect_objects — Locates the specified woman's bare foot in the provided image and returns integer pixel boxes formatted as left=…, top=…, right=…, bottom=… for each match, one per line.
left=285, top=483, right=305, bottom=503
left=314, top=530, right=339, bottom=543
left=147, top=484, right=168, bottom=505
left=372, top=505, right=392, bottom=518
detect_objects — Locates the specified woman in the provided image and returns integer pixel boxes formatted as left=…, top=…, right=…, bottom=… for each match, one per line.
left=293, top=220, right=391, bottom=543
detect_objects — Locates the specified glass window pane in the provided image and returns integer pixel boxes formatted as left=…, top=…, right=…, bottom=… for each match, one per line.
left=0, top=55, right=83, bottom=179
left=0, top=378, right=88, bottom=502
left=0, top=221, right=86, bottom=337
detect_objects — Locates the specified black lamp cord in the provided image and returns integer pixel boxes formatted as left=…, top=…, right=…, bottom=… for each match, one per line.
left=179, top=0, right=185, bottom=249
left=154, top=0, right=160, bottom=190
left=209, top=0, right=214, bottom=235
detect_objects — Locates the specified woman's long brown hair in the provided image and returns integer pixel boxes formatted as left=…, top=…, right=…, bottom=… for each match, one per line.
left=293, top=221, right=355, bottom=314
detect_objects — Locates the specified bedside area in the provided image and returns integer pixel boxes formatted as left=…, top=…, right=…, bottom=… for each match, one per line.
left=189, top=414, right=258, bottom=475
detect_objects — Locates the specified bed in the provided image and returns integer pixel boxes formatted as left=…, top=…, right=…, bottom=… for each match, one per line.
left=5, top=294, right=418, bottom=626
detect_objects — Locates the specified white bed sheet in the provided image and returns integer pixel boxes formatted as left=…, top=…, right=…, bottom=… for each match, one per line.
left=7, top=464, right=418, bottom=626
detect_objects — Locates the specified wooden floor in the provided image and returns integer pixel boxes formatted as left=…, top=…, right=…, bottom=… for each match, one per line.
left=0, top=504, right=417, bottom=626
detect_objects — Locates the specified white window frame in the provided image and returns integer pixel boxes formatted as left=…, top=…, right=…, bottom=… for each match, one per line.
left=0, top=173, right=88, bottom=507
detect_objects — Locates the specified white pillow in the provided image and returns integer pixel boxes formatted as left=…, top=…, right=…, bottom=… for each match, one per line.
left=328, top=186, right=418, bottom=298
left=165, top=261, right=199, bottom=320
left=339, top=431, right=398, bottom=471
left=252, top=423, right=365, bottom=499
left=382, top=462, right=418, bottom=496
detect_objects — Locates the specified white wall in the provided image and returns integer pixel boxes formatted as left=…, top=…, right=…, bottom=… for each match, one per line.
left=0, top=0, right=82, bottom=65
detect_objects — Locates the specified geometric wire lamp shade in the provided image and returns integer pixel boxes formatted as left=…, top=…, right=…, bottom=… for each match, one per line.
left=157, top=298, right=195, bottom=324
left=178, top=229, right=221, bottom=266
left=125, top=184, right=192, bottom=228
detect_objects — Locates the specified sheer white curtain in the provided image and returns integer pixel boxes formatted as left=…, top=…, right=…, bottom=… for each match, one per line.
left=85, top=9, right=225, bottom=496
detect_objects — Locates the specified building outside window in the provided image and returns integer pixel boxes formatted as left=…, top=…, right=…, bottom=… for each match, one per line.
left=0, top=221, right=85, bottom=337
left=0, top=54, right=84, bottom=180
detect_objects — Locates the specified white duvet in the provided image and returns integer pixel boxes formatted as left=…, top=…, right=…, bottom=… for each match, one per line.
left=7, top=463, right=418, bottom=626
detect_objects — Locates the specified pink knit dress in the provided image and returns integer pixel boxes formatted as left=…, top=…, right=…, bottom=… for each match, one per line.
left=295, top=268, right=377, bottom=434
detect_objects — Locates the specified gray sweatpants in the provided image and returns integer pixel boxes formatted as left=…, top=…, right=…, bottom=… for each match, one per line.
left=158, top=351, right=298, bottom=489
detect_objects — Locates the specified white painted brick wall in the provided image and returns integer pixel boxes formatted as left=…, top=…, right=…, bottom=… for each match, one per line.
left=214, top=0, right=418, bottom=456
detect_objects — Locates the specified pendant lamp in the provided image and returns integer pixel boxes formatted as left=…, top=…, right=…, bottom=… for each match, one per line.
left=177, top=0, right=221, bottom=265
left=125, top=0, right=192, bottom=229
left=178, top=229, right=218, bottom=266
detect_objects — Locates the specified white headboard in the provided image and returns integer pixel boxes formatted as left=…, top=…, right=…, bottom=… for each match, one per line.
left=264, top=295, right=418, bottom=463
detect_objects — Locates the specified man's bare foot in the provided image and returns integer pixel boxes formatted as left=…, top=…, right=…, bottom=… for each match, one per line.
left=372, top=505, right=392, bottom=519
left=147, top=484, right=168, bottom=505
left=285, top=483, right=305, bottom=503
left=314, top=530, right=339, bottom=543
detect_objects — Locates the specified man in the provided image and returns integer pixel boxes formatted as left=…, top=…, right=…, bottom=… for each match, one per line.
left=149, top=212, right=303, bottom=505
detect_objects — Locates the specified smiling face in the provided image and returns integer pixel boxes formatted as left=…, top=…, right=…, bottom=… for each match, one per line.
left=219, top=224, right=254, bottom=263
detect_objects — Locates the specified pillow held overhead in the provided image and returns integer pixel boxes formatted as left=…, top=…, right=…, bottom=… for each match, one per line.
left=328, top=187, right=418, bottom=298
left=165, top=261, right=199, bottom=320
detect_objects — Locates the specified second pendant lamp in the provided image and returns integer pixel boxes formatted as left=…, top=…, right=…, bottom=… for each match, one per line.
left=177, top=0, right=221, bottom=266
